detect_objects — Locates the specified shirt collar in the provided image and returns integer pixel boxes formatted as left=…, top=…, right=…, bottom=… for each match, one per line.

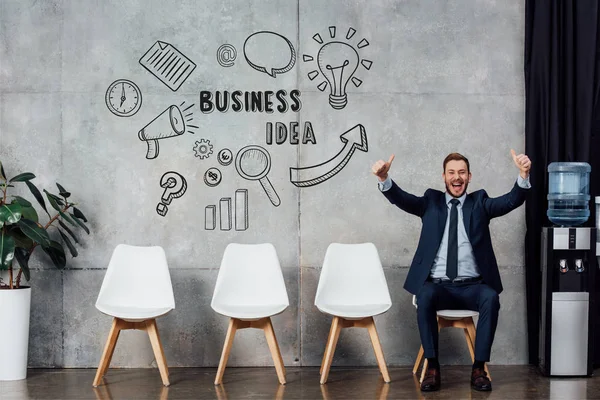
left=445, top=191, right=466, bottom=206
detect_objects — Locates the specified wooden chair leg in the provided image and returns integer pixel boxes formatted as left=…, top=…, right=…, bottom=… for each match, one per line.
left=464, top=328, right=476, bottom=362
left=420, top=358, right=428, bottom=383
left=261, top=317, right=286, bottom=385
left=320, top=316, right=342, bottom=384
left=365, top=317, right=391, bottom=383
left=146, top=319, right=170, bottom=386
left=215, top=318, right=239, bottom=385
left=93, top=318, right=122, bottom=387
left=413, top=346, right=424, bottom=375
left=320, top=322, right=335, bottom=375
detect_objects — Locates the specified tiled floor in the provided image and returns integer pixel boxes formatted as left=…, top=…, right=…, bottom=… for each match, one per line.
left=1, top=366, right=599, bottom=399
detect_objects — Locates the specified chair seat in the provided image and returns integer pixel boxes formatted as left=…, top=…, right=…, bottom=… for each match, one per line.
left=96, top=304, right=173, bottom=321
left=211, top=303, right=288, bottom=320
left=437, top=309, right=478, bottom=319
left=317, top=303, right=391, bottom=319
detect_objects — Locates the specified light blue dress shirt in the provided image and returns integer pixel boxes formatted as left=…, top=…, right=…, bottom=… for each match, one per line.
left=378, top=175, right=531, bottom=279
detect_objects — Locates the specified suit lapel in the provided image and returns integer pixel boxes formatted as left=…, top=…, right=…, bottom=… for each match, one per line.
left=438, top=194, right=448, bottom=237
left=462, top=195, right=473, bottom=240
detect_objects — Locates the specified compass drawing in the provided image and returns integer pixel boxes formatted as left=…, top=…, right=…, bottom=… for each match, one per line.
left=105, top=79, right=142, bottom=117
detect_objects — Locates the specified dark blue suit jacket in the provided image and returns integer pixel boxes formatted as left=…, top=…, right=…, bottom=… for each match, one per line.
left=382, top=181, right=528, bottom=295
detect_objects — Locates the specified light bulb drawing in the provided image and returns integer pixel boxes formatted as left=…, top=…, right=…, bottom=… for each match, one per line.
left=304, top=26, right=373, bottom=110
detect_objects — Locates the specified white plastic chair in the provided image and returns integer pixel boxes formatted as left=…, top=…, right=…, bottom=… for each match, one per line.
left=411, top=295, right=491, bottom=382
left=93, top=244, right=175, bottom=387
left=315, top=243, right=392, bottom=384
left=211, top=243, right=289, bottom=385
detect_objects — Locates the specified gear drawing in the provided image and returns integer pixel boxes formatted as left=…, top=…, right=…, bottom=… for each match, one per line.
left=193, top=139, right=213, bottom=159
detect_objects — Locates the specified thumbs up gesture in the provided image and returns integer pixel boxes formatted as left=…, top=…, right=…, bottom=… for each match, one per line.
left=371, top=155, right=395, bottom=182
left=511, top=149, right=531, bottom=179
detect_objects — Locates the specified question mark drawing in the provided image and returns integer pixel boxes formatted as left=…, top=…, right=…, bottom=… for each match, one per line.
left=156, top=171, right=188, bottom=216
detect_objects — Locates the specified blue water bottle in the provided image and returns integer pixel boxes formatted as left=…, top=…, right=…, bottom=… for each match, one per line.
left=547, top=162, right=591, bottom=226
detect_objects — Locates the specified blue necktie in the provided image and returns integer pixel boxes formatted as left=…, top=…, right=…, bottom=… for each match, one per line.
left=447, top=199, right=460, bottom=280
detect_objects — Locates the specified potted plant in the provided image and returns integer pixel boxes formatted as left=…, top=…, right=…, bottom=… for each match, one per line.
left=0, top=160, right=89, bottom=380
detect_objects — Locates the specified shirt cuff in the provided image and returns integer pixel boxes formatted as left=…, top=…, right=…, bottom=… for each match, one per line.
left=517, top=175, right=531, bottom=189
left=378, top=176, right=392, bottom=192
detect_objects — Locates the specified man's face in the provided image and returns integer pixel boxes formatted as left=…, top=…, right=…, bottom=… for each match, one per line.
left=443, top=160, right=471, bottom=198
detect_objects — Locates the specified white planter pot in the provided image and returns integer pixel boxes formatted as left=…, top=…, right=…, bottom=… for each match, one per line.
left=0, top=287, right=31, bottom=380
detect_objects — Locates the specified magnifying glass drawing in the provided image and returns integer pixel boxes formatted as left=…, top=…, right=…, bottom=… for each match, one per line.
left=235, top=145, right=281, bottom=207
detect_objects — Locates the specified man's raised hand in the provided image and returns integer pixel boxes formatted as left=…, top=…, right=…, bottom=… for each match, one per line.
left=372, top=154, right=395, bottom=182
left=511, top=149, right=531, bottom=179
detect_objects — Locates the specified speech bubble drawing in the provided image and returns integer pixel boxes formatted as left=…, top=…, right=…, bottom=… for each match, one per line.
left=243, top=31, right=296, bottom=78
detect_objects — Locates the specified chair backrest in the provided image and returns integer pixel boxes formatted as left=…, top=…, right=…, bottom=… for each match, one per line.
left=315, top=243, right=392, bottom=307
left=211, top=243, right=289, bottom=306
left=96, top=244, right=175, bottom=310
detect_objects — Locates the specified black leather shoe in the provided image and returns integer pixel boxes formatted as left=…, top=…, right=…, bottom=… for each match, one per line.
left=420, top=368, right=441, bottom=392
left=471, top=368, right=492, bottom=391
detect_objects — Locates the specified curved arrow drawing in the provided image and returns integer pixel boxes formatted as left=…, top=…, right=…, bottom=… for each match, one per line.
left=290, top=124, right=367, bottom=187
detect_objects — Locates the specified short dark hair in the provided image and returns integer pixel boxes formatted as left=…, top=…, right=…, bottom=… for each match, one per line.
left=443, top=153, right=470, bottom=173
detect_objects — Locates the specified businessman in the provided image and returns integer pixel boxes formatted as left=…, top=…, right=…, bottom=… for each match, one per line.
left=372, top=150, right=531, bottom=392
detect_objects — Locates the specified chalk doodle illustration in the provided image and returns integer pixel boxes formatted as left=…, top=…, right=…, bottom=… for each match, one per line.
left=235, top=145, right=280, bottom=207
left=204, top=167, right=222, bottom=187
left=266, top=122, right=317, bottom=145
left=139, top=41, right=196, bottom=91
left=217, top=44, right=237, bottom=67
left=244, top=31, right=296, bottom=78
left=234, top=189, right=249, bottom=230
left=205, top=189, right=249, bottom=231
left=138, top=102, right=196, bottom=159
left=205, top=205, right=216, bottom=230
left=193, top=139, right=213, bottom=159
left=304, top=26, right=373, bottom=109
left=157, top=171, right=187, bottom=216
left=105, top=79, right=142, bottom=117
left=217, top=148, right=233, bottom=166
left=289, top=124, right=368, bottom=187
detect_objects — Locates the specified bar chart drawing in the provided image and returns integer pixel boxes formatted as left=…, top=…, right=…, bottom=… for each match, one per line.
left=235, top=189, right=249, bottom=231
left=205, top=189, right=249, bottom=231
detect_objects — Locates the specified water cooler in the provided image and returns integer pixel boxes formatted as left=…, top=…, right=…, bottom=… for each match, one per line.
left=539, top=162, right=596, bottom=376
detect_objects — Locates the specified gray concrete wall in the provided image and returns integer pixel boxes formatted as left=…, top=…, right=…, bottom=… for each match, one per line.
left=0, top=0, right=527, bottom=368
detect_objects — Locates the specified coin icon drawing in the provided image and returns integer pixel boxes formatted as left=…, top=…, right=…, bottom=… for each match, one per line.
left=204, top=167, right=222, bottom=187
left=218, top=148, right=233, bottom=166
left=217, top=44, right=237, bottom=67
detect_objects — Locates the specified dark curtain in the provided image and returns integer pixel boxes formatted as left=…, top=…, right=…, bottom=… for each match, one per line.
left=524, top=0, right=600, bottom=365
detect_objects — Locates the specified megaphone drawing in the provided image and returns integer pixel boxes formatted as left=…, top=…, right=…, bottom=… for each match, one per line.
left=138, top=105, right=185, bottom=159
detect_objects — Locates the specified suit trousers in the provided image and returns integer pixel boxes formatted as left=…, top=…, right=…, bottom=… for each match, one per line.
left=416, top=279, right=500, bottom=361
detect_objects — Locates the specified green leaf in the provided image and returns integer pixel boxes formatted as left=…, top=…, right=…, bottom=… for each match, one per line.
left=0, top=231, right=15, bottom=269
left=59, top=211, right=77, bottom=227
left=58, top=228, right=77, bottom=257
left=58, top=220, right=79, bottom=243
left=9, top=172, right=35, bottom=183
left=8, top=226, right=34, bottom=249
left=19, top=204, right=39, bottom=223
left=0, top=161, right=6, bottom=181
left=12, top=196, right=32, bottom=207
left=0, top=203, right=22, bottom=226
left=44, top=190, right=64, bottom=211
left=17, top=219, right=51, bottom=247
left=70, top=213, right=90, bottom=234
left=14, top=247, right=30, bottom=281
left=42, top=240, right=66, bottom=269
left=73, top=207, right=88, bottom=222
left=26, top=181, right=49, bottom=217
left=56, top=183, right=71, bottom=199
